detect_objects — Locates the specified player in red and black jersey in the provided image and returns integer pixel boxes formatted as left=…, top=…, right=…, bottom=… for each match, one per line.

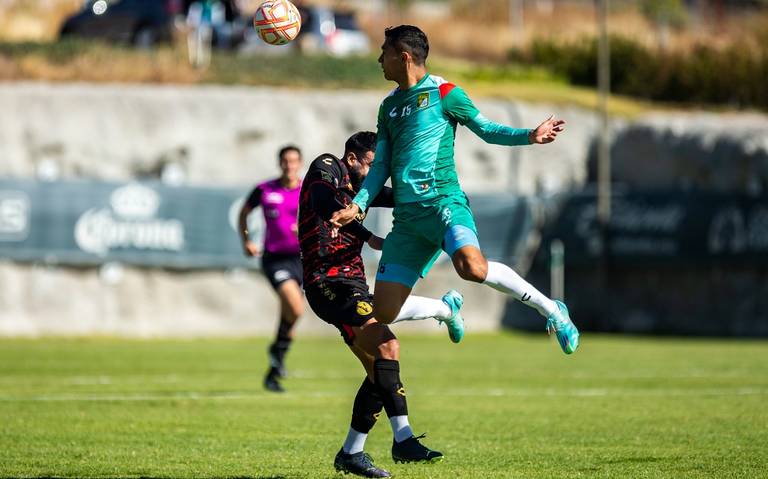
left=299, top=132, right=466, bottom=478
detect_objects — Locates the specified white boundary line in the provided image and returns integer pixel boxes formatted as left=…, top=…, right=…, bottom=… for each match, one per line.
left=0, top=387, right=765, bottom=402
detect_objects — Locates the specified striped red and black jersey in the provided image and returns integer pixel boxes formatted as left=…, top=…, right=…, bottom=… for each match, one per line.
left=298, top=153, right=394, bottom=286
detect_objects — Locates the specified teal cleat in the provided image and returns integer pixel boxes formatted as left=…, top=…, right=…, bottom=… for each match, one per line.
left=440, top=290, right=465, bottom=344
left=545, top=300, right=580, bottom=354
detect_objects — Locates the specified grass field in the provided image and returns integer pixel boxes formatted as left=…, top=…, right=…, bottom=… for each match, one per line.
left=1, top=333, right=767, bottom=478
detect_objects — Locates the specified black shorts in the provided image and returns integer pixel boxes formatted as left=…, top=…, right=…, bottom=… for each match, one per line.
left=304, top=279, right=374, bottom=345
left=261, top=252, right=302, bottom=290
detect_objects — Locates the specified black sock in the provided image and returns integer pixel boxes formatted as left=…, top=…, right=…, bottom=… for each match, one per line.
left=351, top=377, right=384, bottom=434
left=268, top=316, right=293, bottom=372
left=373, top=359, right=408, bottom=418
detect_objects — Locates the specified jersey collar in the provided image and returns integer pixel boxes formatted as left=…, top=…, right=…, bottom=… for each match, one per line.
left=395, top=72, right=430, bottom=94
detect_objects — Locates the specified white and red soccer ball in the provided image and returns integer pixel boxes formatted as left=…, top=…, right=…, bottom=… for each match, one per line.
left=253, top=0, right=302, bottom=45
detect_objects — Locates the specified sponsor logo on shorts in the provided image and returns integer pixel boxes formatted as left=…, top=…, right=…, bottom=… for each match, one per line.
left=356, top=301, right=373, bottom=316
left=521, top=293, right=531, bottom=302
left=322, top=284, right=336, bottom=300
left=441, top=207, right=452, bottom=224
left=274, top=269, right=291, bottom=283
left=396, top=387, right=406, bottom=397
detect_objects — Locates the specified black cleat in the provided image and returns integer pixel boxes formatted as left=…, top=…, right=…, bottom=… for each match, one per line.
left=392, top=434, right=444, bottom=464
left=263, top=371, right=284, bottom=393
left=268, top=349, right=287, bottom=378
left=334, top=448, right=391, bottom=478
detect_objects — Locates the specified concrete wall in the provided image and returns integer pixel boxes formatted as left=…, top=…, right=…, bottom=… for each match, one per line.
left=0, top=82, right=595, bottom=194
left=589, top=112, right=768, bottom=194
left=0, top=260, right=504, bottom=338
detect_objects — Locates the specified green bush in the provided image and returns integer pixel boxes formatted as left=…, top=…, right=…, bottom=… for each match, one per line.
left=510, top=36, right=768, bottom=109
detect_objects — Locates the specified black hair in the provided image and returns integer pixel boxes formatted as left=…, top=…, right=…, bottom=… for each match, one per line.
left=344, top=131, right=377, bottom=161
left=278, top=145, right=302, bottom=162
left=384, top=25, right=429, bottom=65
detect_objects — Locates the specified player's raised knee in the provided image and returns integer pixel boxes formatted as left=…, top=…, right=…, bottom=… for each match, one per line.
left=456, top=260, right=488, bottom=283
left=377, top=338, right=399, bottom=360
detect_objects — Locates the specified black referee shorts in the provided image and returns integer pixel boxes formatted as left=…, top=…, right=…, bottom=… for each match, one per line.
left=261, top=252, right=303, bottom=290
left=304, top=279, right=375, bottom=345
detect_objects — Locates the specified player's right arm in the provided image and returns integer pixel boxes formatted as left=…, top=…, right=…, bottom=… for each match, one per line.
left=239, top=186, right=262, bottom=257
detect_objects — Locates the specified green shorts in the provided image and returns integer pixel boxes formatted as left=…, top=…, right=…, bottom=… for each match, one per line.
left=377, top=193, right=480, bottom=288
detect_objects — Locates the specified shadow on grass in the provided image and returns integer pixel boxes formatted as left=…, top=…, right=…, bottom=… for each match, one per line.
left=603, top=456, right=670, bottom=464
left=578, top=456, right=672, bottom=473
left=2, top=476, right=289, bottom=479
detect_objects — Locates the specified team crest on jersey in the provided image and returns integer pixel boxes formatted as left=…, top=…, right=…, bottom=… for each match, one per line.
left=356, top=301, right=373, bottom=316
left=416, top=93, right=430, bottom=109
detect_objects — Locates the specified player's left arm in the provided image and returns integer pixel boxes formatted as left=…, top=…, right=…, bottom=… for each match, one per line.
left=442, top=84, right=565, bottom=145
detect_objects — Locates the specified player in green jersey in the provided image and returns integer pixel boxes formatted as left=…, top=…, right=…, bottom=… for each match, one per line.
left=331, top=25, right=579, bottom=354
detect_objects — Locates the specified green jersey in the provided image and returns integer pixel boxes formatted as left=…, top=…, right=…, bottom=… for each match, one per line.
left=353, top=73, right=532, bottom=210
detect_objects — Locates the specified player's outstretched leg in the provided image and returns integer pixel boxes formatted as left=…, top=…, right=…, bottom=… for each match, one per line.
left=451, top=243, right=579, bottom=354
left=391, top=292, right=465, bottom=343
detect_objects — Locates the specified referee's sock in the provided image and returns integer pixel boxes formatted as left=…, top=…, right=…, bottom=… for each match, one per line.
left=268, top=316, right=293, bottom=374
left=392, top=296, right=451, bottom=323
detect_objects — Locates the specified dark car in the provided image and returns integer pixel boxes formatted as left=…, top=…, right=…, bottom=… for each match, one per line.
left=59, top=0, right=184, bottom=47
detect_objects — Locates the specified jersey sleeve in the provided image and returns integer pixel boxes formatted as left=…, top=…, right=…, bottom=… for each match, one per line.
left=244, top=185, right=263, bottom=209
left=440, top=83, right=480, bottom=126
left=353, top=104, right=392, bottom=211
left=368, top=186, right=395, bottom=208
left=442, top=84, right=532, bottom=146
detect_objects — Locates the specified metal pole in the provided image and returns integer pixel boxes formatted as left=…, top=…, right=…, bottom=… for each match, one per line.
left=596, top=0, right=611, bottom=225
left=550, top=239, right=564, bottom=301
left=509, top=0, right=525, bottom=44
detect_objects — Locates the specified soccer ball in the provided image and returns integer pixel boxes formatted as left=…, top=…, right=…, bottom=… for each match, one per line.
left=253, top=0, right=302, bottom=46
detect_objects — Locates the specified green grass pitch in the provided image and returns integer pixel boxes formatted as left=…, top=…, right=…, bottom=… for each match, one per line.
left=1, top=333, right=766, bottom=478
